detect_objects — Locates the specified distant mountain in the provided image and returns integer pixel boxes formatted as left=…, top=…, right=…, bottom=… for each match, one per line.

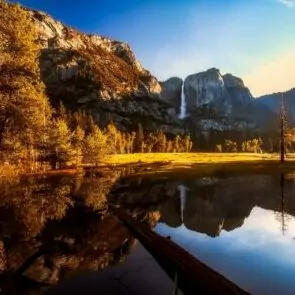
left=255, top=88, right=295, bottom=120
left=161, top=68, right=278, bottom=133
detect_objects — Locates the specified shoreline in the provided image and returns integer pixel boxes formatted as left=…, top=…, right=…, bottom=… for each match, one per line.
left=3, top=153, right=295, bottom=177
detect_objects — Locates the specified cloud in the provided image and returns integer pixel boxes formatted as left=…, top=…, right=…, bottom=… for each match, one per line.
left=278, top=0, right=295, bottom=8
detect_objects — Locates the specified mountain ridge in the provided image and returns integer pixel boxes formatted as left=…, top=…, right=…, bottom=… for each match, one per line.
left=10, top=4, right=183, bottom=133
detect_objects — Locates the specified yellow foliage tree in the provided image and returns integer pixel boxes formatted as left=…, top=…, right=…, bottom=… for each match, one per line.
left=0, top=1, right=51, bottom=164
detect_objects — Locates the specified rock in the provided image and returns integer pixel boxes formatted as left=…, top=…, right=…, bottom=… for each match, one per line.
left=16, top=5, right=183, bottom=133
left=184, top=68, right=226, bottom=111
left=160, top=77, right=183, bottom=110
left=181, top=68, right=264, bottom=132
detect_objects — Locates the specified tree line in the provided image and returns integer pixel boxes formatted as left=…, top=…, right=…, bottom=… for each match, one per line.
left=41, top=106, right=193, bottom=170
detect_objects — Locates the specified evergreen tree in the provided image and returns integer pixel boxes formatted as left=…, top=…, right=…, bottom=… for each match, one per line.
left=166, top=140, right=173, bottom=153
left=154, top=130, right=166, bottom=152
left=145, top=133, right=157, bottom=153
left=0, top=2, right=51, bottom=162
left=224, top=140, right=237, bottom=152
left=83, top=126, right=109, bottom=166
left=182, top=134, right=192, bottom=152
left=106, top=121, right=120, bottom=154
left=72, top=126, right=85, bottom=167
left=47, top=119, right=75, bottom=169
left=134, top=123, right=145, bottom=153
left=173, top=135, right=181, bottom=152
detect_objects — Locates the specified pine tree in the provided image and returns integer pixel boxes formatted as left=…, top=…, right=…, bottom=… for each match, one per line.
left=182, top=134, right=192, bottom=152
left=166, top=140, right=173, bottom=153
left=280, top=94, right=287, bottom=162
left=154, top=130, right=166, bottom=152
left=134, top=123, right=145, bottom=153
left=83, top=126, right=109, bottom=166
left=48, top=119, right=75, bottom=169
left=72, top=126, right=85, bottom=167
left=106, top=121, right=119, bottom=154
left=57, top=101, right=69, bottom=122
left=173, top=135, right=181, bottom=152
left=0, top=2, right=52, bottom=163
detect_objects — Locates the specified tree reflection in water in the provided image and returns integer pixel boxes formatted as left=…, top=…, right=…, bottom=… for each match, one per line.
left=0, top=170, right=139, bottom=295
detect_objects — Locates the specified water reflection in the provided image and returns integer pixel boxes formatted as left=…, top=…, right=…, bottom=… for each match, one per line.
left=152, top=173, right=295, bottom=295
left=1, top=170, right=295, bottom=294
left=0, top=170, right=141, bottom=294
left=178, top=185, right=187, bottom=225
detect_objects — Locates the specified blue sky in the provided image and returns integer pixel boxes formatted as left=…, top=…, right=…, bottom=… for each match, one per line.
left=14, top=0, right=295, bottom=96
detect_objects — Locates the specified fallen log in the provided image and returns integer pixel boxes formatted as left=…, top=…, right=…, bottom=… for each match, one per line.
left=112, top=207, right=251, bottom=295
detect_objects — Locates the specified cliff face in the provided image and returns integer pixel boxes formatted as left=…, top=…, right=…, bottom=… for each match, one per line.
left=160, top=68, right=280, bottom=133
left=183, top=68, right=253, bottom=116
left=160, top=77, right=183, bottom=113
left=24, top=8, right=181, bottom=132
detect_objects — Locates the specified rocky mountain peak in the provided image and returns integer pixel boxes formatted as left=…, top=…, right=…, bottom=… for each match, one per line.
left=28, top=9, right=147, bottom=74
left=223, top=73, right=245, bottom=88
left=5, top=4, right=184, bottom=134
left=160, top=68, right=259, bottom=132
left=24, top=8, right=163, bottom=103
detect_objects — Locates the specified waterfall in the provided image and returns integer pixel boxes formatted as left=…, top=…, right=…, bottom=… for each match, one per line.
left=178, top=185, right=187, bottom=224
left=179, top=82, right=187, bottom=119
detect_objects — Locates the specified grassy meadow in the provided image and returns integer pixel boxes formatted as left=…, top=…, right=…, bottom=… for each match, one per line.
left=104, top=152, right=278, bottom=165
left=103, top=153, right=295, bottom=177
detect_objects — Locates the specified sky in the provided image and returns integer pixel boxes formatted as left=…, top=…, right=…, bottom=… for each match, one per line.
left=13, top=0, right=295, bottom=96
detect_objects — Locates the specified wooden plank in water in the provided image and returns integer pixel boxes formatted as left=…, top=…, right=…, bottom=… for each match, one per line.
left=112, top=207, right=251, bottom=295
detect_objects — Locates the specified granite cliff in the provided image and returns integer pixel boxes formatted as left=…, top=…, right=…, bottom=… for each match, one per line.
left=22, top=7, right=182, bottom=132
left=160, top=68, right=279, bottom=134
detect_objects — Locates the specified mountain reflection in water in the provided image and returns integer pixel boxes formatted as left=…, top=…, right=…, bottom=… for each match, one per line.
left=154, top=173, right=295, bottom=295
left=0, top=169, right=295, bottom=294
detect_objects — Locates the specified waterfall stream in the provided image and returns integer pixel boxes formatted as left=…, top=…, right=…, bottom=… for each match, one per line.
left=178, top=184, right=187, bottom=224
left=179, top=82, right=187, bottom=119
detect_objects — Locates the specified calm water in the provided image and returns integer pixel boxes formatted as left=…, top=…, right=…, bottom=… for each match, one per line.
left=0, top=169, right=295, bottom=294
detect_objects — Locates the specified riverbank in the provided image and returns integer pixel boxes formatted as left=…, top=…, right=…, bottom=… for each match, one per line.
left=2, top=153, right=295, bottom=178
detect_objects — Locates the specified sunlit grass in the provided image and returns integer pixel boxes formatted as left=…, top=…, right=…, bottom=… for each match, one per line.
left=103, top=153, right=295, bottom=177
left=104, top=153, right=278, bottom=166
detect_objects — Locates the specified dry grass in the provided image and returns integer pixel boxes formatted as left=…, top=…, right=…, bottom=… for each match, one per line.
left=103, top=153, right=295, bottom=177
left=104, top=153, right=278, bottom=166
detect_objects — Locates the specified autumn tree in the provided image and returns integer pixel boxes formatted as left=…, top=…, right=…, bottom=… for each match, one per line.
left=0, top=2, right=51, bottom=162
left=173, top=135, right=181, bottom=152
left=72, top=126, right=85, bottom=167
left=224, top=140, right=237, bottom=152
left=153, top=130, right=166, bottom=152
left=106, top=121, right=120, bottom=154
left=83, top=126, right=109, bottom=166
left=182, top=134, right=193, bottom=152
left=134, top=123, right=145, bottom=153
left=47, top=119, right=75, bottom=169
